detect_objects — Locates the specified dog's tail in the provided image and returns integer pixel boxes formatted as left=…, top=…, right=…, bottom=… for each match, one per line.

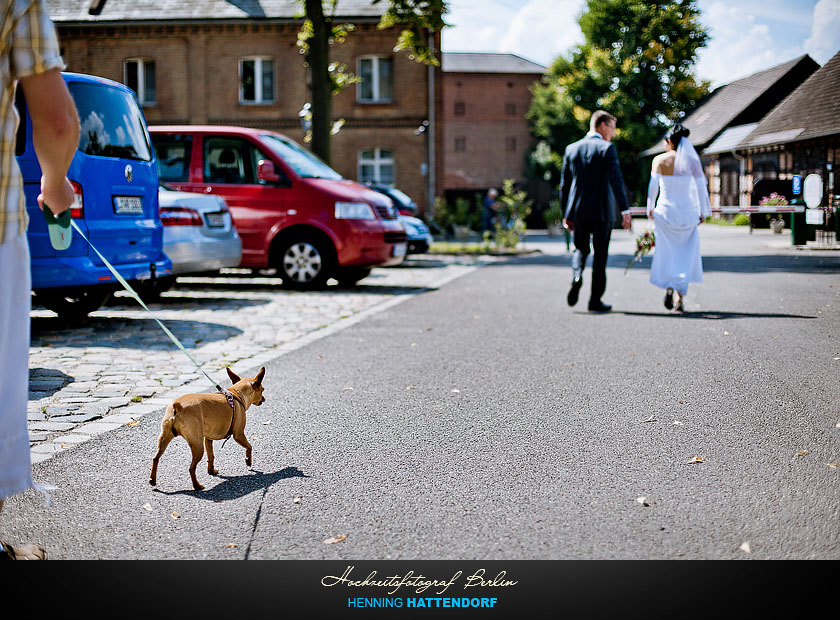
left=165, top=403, right=180, bottom=438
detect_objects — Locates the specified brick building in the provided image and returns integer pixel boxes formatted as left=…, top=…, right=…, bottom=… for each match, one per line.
left=734, top=50, right=840, bottom=211
left=45, top=0, right=443, bottom=216
left=440, top=52, right=546, bottom=207
left=643, top=55, right=819, bottom=207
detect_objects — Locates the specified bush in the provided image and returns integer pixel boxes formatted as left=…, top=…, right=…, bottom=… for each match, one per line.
left=492, top=179, right=532, bottom=249
left=733, top=213, right=750, bottom=226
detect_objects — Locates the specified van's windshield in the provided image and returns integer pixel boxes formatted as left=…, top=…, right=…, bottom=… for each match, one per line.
left=69, top=82, right=152, bottom=161
left=259, top=134, right=342, bottom=180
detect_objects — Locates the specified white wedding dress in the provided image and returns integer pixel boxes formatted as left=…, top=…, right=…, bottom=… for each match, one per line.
left=646, top=140, right=712, bottom=295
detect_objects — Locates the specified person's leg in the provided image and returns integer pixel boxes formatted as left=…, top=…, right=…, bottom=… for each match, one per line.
left=0, top=235, right=45, bottom=560
left=589, top=224, right=612, bottom=306
left=567, top=223, right=590, bottom=306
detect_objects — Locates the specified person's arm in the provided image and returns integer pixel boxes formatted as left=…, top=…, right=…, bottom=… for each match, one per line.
left=605, top=144, right=631, bottom=230
left=19, top=69, right=79, bottom=215
left=559, top=147, right=574, bottom=232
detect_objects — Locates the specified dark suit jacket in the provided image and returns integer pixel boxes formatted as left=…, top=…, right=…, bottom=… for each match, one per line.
left=559, top=133, right=628, bottom=226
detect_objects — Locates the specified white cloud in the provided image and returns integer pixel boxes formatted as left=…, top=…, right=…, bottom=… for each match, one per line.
left=442, top=0, right=584, bottom=66
left=804, top=0, right=840, bottom=63
left=499, top=0, right=584, bottom=65
left=695, top=2, right=804, bottom=86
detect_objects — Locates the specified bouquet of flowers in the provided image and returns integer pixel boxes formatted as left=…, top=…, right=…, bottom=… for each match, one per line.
left=625, top=229, right=655, bottom=274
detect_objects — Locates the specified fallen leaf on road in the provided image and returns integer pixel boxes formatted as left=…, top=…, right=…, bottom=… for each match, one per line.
left=342, top=387, right=354, bottom=391
left=795, top=450, right=809, bottom=457
left=227, top=543, right=238, bottom=549
left=262, top=420, right=272, bottom=425
left=673, top=421, right=685, bottom=426
left=451, top=389, right=460, bottom=393
left=636, top=496, right=650, bottom=506
left=411, top=343, right=417, bottom=347
left=406, top=385, right=417, bottom=390
left=126, top=421, right=139, bottom=427
left=739, top=542, right=751, bottom=554
left=640, top=414, right=656, bottom=423
left=293, top=496, right=302, bottom=504
left=171, top=512, right=181, bottom=520
left=323, top=535, right=346, bottom=545
left=142, top=503, right=152, bottom=511
left=687, top=456, right=706, bottom=464
left=827, top=463, right=837, bottom=469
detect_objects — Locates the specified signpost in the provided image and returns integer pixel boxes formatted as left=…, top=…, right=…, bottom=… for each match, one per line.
left=792, top=174, right=801, bottom=195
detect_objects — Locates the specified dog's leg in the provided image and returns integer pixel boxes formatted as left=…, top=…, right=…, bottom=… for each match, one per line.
left=205, top=438, right=218, bottom=476
left=232, top=431, right=253, bottom=468
left=188, top=440, right=206, bottom=491
left=149, top=422, right=176, bottom=486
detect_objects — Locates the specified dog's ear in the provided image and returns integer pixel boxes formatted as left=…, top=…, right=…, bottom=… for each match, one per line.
left=254, top=367, right=265, bottom=386
left=226, top=367, right=241, bottom=383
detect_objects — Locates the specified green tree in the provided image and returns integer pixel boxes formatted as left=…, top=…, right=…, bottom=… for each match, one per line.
left=527, top=0, right=710, bottom=203
left=298, top=0, right=448, bottom=164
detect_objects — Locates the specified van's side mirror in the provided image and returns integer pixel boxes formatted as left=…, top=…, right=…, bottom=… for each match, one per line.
left=257, top=159, right=281, bottom=183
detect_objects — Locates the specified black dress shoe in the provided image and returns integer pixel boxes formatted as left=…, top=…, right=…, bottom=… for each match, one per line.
left=567, top=277, right=583, bottom=306
left=588, top=301, right=612, bottom=312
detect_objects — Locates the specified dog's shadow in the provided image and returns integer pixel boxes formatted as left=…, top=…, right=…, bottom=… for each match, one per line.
left=153, top=466, right=308, bottom=501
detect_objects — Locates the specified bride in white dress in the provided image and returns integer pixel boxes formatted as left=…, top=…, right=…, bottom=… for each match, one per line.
left=646, top=125, right=712, bottom=312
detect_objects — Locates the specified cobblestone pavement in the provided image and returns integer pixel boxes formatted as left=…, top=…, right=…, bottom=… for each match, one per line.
left=27, top=254, right=492, bottom=464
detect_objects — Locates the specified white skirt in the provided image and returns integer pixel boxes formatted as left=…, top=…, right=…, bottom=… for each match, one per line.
left=649, top=209, right=703, bottom=295
left=0, top=234, right=34, bottom=501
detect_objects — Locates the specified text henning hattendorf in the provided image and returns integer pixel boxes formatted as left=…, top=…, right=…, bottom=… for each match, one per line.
left=321, top=566, right=518, bottom=596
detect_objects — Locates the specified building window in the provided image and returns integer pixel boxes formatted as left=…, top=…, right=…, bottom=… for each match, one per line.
left=358, top=148, right=395, bottom=185
left=505, top=102, right=516, bottom=116
left=454, top=136, right=466, bottom=152
left=454, top=101, right=465, bottom=116
left=240, top=57, right=275, bottom=104
left=124, top=58, right=155, bottom=105
left=357, top=56, right=393, bottom=103
left=505, top=137, right=517, bottom=152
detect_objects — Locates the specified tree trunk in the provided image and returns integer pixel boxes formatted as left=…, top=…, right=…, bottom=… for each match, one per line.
left=305, top=0, right=332, bottom=164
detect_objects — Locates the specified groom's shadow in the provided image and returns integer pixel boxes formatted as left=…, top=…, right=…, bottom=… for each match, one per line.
left=152, top=466, right=308, bottom=501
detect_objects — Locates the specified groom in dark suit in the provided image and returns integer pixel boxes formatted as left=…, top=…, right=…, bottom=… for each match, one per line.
left=559, top=110, right=631, bottom=312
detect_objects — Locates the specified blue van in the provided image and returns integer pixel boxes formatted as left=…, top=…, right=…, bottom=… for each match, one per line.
left=16, top=72, right=171, bottom=318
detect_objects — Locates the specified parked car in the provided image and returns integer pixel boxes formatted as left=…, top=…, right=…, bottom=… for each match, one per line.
left=367, top=185, right=432, bottom=254
left=148, top=126, right=407, bottom=289
left=399, top=213, right=433, bottom=254
left=19, top=73, right=171, bottom=318
left=367, top=184, right=418, bottom=216
left=135, top=185, right=242, bottom=297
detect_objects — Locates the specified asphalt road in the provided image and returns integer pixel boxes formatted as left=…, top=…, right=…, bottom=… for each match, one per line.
left=4, top=226, right=839, bottom=561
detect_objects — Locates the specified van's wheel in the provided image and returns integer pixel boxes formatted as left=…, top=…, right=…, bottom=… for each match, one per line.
left=335, top=267, right=371, bottom=288
left=275, top=235, right=334, bottom=290
left=35, top=288, right=112, bottom=320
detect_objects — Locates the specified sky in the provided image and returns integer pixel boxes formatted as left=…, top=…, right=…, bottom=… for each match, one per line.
left=441, top=0, right=840, bottom=87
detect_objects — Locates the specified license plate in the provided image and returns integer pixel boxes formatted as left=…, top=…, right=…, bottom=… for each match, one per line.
left=392, top=242, right=407, bottom=257
left=113, top=196, right=143, bottom=215
left=205, top=212, right=225, bottom=228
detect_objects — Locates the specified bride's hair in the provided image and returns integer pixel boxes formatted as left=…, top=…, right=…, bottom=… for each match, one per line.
left=665, top=124, right=690, bottom=146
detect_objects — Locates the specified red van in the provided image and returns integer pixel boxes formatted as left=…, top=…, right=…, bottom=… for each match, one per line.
left=148, top=126, right=406, bottom=289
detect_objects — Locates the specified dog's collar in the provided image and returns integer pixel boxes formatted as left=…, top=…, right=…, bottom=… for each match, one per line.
left=221, top=387, right=247, bottom=410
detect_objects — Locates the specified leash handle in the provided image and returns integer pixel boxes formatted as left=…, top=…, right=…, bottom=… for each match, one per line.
left=70, top=220, right=224, bottom=393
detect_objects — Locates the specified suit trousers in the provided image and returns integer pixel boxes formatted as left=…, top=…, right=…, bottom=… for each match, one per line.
left=571, top=221, right=612, bottom=304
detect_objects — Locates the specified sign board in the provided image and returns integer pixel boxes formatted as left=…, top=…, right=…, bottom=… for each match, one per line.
left=792, top=174, right=801, bottom=195
left=805, top=209, right=824, bottom=225
left=803, top=174, right=822, bottom=208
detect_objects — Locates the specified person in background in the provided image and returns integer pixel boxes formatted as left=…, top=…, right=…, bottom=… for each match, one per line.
left=481, top=187, right=499, bottom=234
left=0, top=0, right=80, bottom=560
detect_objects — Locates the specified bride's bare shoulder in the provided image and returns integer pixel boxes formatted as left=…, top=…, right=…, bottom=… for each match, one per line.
left=652, top=151, right=675, bottom=174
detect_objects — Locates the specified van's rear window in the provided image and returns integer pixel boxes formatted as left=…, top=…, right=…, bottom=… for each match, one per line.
left=69, top=82, right=152, bottom=161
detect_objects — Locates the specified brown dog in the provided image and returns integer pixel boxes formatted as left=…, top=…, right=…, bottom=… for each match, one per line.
left=149, top=367, right=266, bottom=491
